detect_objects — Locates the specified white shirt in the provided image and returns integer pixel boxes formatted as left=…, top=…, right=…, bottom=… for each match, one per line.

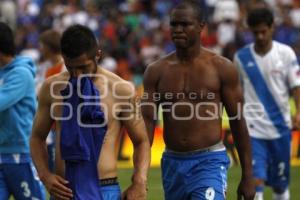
left=234, top=41, right=300, bottom=139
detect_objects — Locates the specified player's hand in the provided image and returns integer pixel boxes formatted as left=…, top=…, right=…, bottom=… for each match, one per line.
left=237, top=177, right=255, bottom=200
left=42, top=174, right=73, bottom=200
left=121, top=182, right=147, bottom=200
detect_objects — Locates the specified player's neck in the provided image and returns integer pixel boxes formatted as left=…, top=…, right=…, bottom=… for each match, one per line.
left=90, top=65, right=99, bottom=81
left=176, top=46, right=200, bottom=62
left=254, top=41, right=273, bottom=56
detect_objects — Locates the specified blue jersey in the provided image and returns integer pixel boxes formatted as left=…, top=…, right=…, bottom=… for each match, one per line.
left=0, top=56, right=37, bottom=153
left=60, top=77, right=107, bottom=200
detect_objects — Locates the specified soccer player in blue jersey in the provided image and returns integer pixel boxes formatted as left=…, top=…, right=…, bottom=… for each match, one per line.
left=0, top=22, right=45, bottom=200
left=234, top=7, right=300, bottom=200
left=142, top=1, right=255, bottom=200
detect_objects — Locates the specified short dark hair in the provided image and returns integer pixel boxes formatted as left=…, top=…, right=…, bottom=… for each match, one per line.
left=172, top=0, right=206, bottom=23
left=0, top=22, right=15, bottom=56
left=247, top=8, right=274, bottom=27
left=40, top=29, right=61, bottom=54
left=61, top=25, right=98, bottom=59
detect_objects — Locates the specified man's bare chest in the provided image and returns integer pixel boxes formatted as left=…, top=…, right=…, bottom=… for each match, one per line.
left=157, top=67, right=219, bottom=102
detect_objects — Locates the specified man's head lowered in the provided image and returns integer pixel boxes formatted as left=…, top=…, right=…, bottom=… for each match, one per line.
left=61, top=25, right=101, bottom=77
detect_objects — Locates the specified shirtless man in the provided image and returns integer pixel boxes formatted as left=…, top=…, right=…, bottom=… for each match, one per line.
left=142, top=1, right=255, bottom=200
left=30, top=25, right=150, bottom=200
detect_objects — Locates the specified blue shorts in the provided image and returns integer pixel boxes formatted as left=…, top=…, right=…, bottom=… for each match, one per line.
left=161, top=150, right=230, bottom=200
left=0, top=162, right=46, bottom=200
left=100, top=184, right=121, bottom=200
left=251, top=134, right=291, bottom=190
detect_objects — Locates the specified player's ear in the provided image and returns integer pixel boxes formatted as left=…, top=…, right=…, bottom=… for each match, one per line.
left=199, top=21, right=205, bottom=30
left=197, top=21, right=205, bottom=34
left=96, top=50, right=102, bottom=62
left=270, top=23, right=275, bottom=33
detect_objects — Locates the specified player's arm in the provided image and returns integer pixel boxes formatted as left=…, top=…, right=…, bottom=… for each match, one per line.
left=30, top=80, right=73, bottom=200
left=292, top=86, right=300, bottom=111
left=141, top=63, right=160, bottom=145
left=286, top=47, right=300, bottom=129
left=30, top=80, right=53, bottom=180
left=219, top=58, right=255, bottom=200
left=292, top=86, right=300, bottom=129
left=117, top=81, right=150, bottom=200
left=0, top=68, right=31, bottom=111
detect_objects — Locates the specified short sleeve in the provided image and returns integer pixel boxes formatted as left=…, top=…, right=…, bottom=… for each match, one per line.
left=285, top=47, right=300, bottom=89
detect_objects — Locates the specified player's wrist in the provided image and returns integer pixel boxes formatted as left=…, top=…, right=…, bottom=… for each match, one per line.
left=132, top=175, right=147, bottom=186
left=39, top=170, right=52, bottom=182
left=132, top=181, right=148, bottom=193
left=241, top=172, right=253, bottom=180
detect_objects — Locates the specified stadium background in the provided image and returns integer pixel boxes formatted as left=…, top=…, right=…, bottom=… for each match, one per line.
left=1, top=0, right=300, bottom=199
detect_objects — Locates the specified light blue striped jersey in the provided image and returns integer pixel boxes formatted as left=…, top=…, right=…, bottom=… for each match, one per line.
left=234, top=41, right=300, bottom=139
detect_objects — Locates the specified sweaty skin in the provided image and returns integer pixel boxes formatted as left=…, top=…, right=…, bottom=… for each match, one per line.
left=144, top=49, right=230, bottom=151
left=51, top=69, right=143, bottom=178
left=31, top=53, right=150, bottom=200
left=142, top=5, right=255, bottom=200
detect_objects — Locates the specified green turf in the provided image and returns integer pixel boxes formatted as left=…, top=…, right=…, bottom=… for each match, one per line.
left=119, top=166, right=300, bottom=200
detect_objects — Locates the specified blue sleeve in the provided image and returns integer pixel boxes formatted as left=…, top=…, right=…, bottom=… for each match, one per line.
left=0, top=68, right=31, bottom=111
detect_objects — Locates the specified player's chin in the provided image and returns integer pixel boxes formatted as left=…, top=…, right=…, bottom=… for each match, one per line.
left=174, top=42, right=188, bottom=49
left=256, top=40, right=267, bottom=47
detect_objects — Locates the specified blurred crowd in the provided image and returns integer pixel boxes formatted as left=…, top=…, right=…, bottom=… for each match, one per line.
left=1, top=0, right=300, bottom=84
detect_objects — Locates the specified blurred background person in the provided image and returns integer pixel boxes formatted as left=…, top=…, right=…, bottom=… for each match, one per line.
left=234, top=7, right=300, bottom=200
left=37, top=29, right=65, bottom=173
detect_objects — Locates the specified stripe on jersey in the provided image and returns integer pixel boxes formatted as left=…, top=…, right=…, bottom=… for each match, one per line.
left=237, top=47, right=290, bottom=136
left=0, top=153, right=31, bottom=164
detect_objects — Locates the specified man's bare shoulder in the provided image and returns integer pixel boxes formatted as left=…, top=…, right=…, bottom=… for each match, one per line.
left=201, top=47, right=231, bottom=66
left=200, top=48, right=237, bottom=81
left=44, top=71, right=69, bottom=85
left=202, top=48, right=234, bottom=70
left=144, top=52, right=176, bottom=80
left=99, top=67, right=124, bottom=83
left=38, top=71, right=69, bottom=98
left=210, top=54, right=239, bottom=84
left=148, top=52, right=175, bottom=70
left=99, top=67, right=135, bottom=99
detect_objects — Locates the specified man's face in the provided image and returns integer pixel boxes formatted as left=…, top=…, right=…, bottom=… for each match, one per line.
left=64, top=53, right=98, bottom=78
left=170, top=7, right=202, bottom=49
left=250, top=23, right=273, bottom=48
